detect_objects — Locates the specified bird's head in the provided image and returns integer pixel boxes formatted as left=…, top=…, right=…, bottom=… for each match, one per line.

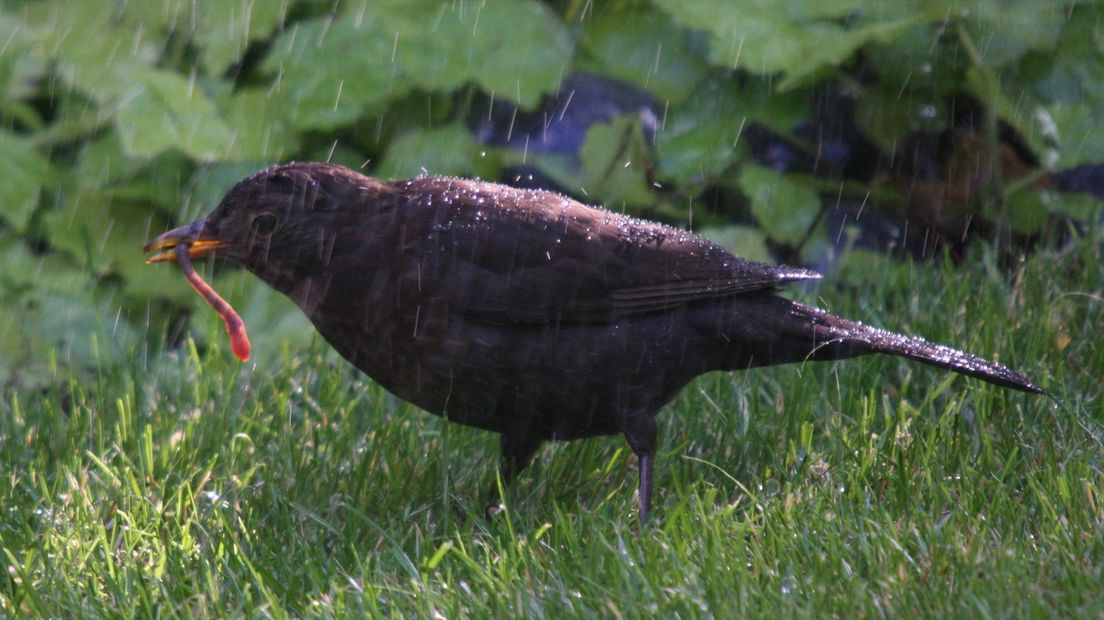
left=144, top=162, right=387, bottom=290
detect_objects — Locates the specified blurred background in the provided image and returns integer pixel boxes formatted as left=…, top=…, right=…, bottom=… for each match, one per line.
left=1, top=0, right=1101, bottom=388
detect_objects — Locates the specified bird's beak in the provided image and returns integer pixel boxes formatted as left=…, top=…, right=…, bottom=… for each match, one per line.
left=142, top=220, right=231, bottom=264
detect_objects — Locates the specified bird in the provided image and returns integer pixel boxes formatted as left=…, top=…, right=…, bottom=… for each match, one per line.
left=144, top=162, right=1043, bottom=522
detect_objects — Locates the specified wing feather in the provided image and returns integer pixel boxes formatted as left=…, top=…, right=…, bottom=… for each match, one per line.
left=394, top=177, right=820, bottom=325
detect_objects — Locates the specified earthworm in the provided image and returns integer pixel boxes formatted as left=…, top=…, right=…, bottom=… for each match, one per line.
left=176, top=243, right=251, bottom=361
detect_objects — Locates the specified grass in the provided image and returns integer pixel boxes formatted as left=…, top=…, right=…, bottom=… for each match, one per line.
left=1, top=228, right=1101, bottom=618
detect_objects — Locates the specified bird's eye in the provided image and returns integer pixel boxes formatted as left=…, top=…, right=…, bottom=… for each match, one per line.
left=250, top=212, right=279, bottom=235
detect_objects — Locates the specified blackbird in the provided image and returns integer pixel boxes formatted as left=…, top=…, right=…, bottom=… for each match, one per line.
left=145, top=162, right=1043, bottom=522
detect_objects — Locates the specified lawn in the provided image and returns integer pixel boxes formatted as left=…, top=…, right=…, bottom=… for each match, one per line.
left=2, top=227, right=1101, bottom=618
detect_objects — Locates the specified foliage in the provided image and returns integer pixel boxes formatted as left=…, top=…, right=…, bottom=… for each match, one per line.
left=1, top=0, right=1102, bottom=386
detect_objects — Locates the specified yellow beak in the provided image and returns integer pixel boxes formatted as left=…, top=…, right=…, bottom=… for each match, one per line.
left=142, top=221, right=231, bottom=263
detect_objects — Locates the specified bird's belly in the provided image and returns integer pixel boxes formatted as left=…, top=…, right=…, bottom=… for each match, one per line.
left=311, top=308, right=702, bottom=439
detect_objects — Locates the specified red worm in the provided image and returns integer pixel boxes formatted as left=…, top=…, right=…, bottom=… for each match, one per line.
left=176, top=243, right=251, bottom=362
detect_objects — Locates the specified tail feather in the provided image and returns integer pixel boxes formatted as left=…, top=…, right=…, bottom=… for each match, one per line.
left=795, top=303, right=1044, bottom=394
left=846, top=321, right=1043, bottom=393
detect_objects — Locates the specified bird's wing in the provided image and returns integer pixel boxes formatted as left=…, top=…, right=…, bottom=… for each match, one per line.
left=399, top=178, right=820, bottom=325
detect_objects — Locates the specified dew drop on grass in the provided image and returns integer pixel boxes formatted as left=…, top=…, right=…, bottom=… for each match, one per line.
left=780, top=572, right=797, bottom=596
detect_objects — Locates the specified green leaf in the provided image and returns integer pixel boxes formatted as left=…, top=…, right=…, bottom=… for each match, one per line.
left=515, top=115, right=655, bottom=208
left=698, top=225, right=772, bottom=263
left=865, top=23, right=967, bottom=101
left=102, top=0, right=197, bottom=38
left=1024, top=4, right=1104, bottom=167
left=776, top=0, right=866, bottom=19
left=656, top=77, right=807, bottom=186
left=1032, top=4, right=1104, bottom=105
left=378, top=124, right=481, bottom=179
left=653, top=0, right=918, bottom=89
left=111, top=67, right=240, bottom=161
left=577, top=115, right=655, bottom=207
left=22, top=2, right=239, bottom=161
left=0, top=289, right=137, bottom=387
left=398, top=0, right=572, bottom=107
left=263, top=1, right=572, bottom=130
left=36, top=0, right=284, bottom=77
left=854, top=89, right=943, bottom=154
left=26, top=2, right=163, bottom=93
left=961, top=0, right=1067, bottom=68
left=0, top=131, right=52, bottom=231
left=220, top=88, right=299, bottom=161
left=579, top=5, right=707, bottom=104
left=963, top=66, right=1067, bottom=171
left=850, top=0, right=962, bottom=20
left=262, top=12, right=408, bottom=130
left=0, top=236, right=86, bottom=296
left=0, top=11, right=47, bottom=107
left=1043, top=191, right=1100, bottom=223
left=0, top=240, right=140, bottom=388
left=196, top=0, right=290, bottom=75
left=42, top=198, right=182, bottom=303
left=1004, top=189, right=1050, bottom=235
left=737, top=165, right=821, bottom=246
left=655, top=87, right=745, bottom=185
left=779, top=18, right=918, bottom=90
left=72, top=132, right=193, bottom=212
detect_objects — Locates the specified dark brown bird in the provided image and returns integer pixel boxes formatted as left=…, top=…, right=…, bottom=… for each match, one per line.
left=145, top=162, right=1043, bottom=522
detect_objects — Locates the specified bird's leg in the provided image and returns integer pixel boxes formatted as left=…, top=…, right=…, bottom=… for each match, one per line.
left=499, top=432, right=540, bottom=487
left=485, top=431, right=541, bottom=516
left=624, top=416, right=658, bottom=524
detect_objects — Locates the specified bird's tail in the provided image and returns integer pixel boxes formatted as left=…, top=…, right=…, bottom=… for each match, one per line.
left=790, top=301, right=1044, bottom=394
